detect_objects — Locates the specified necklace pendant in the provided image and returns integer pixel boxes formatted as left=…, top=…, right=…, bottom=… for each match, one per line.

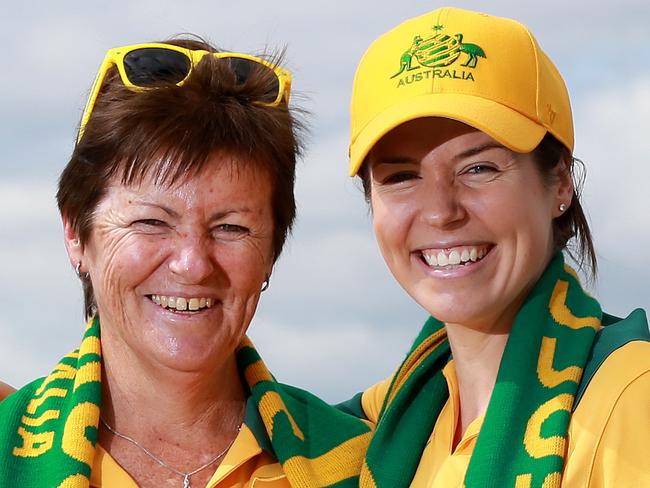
left=183, top=474, right=190, bottom=488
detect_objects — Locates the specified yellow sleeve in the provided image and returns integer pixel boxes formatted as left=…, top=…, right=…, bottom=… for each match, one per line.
left=361, top=376, right=393, bottom=424
left=564, top=341, right=650, bottom=487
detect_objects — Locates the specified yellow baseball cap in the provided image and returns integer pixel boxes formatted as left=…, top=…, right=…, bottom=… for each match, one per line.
left=349, top=7, right=573, bottom=176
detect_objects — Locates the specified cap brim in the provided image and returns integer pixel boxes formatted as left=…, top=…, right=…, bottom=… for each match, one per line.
left=349, top=93, right=547, bottom=176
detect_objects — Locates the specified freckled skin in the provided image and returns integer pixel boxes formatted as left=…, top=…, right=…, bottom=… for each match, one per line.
left=368, top=118, right=572, bottom=333
left=67, top=154, right=275, bottom=376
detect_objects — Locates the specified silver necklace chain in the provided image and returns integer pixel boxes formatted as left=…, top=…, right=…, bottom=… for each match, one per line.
left=100, top=409, right=244, bottom=488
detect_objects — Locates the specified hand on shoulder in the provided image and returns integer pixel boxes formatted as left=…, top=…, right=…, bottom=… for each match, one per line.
left=0, top=381, right=16, bottom=401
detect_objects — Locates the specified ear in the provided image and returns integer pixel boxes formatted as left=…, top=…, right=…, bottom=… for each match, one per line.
left=553, top=154, right=574, bottom=217
left=63, top=216, right=85, bottom=271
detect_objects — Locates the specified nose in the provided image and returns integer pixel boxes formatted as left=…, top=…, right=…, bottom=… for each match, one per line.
left=418, top=176, right=467, bottom=229
left=168, top=234, right=215, bottom=283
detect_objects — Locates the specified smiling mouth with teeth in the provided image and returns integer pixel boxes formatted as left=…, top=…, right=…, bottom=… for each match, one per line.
left=148, top=295, right=214, bottom=312
left=421, top=245, right=491, bottom=268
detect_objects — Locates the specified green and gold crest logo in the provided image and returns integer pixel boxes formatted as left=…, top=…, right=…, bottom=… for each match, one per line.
left=392, top=25, right=486, bottom=86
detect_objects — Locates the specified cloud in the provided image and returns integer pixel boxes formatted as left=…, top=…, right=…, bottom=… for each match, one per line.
left=577, top=75, right=650, bottom=258
left=248, top=316, right=418, bottom=402
left=0, top=181, right=58, bottom=223
left=573, top=73, right=650, bottom=314
left=0, top=0, right=648, bottom=399
left=0, top=181, right=83, bottom=387
left=0, top=320, right=43, bottom=388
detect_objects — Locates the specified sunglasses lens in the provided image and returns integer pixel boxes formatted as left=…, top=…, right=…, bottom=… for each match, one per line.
left=225, top=57, right=280, bottom=103
left=123, top=48, right=191, bottom=86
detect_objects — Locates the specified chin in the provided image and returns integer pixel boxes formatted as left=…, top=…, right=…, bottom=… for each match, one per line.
left=154, top=349, right=225, bottom=374
left=147, top=334, right=234, bottom=373
left=416, top=291, right=498, bottom=330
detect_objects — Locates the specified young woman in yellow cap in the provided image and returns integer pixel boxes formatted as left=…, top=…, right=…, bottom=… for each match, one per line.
left=347, top=7, right=650, bottom=488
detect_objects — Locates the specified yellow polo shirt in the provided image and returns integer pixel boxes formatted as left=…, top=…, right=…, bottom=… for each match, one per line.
left=362, top=341, right=650, bottom=487
left=90, top=423, right=288, bottom=487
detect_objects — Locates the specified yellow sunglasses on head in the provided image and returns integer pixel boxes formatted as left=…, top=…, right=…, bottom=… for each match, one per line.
left=77, top=42, right=292, bottom=142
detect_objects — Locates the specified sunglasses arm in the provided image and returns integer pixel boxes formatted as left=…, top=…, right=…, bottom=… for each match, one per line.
left=77, top=56, right=114, bottom=143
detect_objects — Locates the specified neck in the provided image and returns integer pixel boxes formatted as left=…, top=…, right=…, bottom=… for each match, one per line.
left=445, top=322, right=509, bottom=440
left=96, top=333, right=247, bottom=488
left=100, top=337, right=246, bottom=445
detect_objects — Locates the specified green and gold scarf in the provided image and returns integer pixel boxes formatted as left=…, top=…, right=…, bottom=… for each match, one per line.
left=250, top=254, right=645, bottom=487
left=1, top=254, right=647, bottom=488
left=0, top=317, right=372, bottom=487
left=359, top=254, right=604, bottom=488
left=0, top=318, right=102, bottom=487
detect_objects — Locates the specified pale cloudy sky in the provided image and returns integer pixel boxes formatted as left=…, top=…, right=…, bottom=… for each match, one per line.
left=1, top=0, right=648, bottom=401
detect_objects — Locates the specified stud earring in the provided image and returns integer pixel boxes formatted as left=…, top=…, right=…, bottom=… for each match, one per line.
left=559, top=203, right=567, bottom=212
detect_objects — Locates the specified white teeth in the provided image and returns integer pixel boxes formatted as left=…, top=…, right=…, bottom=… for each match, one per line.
left=448, top=250, right=461, bottom=265
left=422, top=246, right=488, bottom=268
left=423, top=253, right=438, bottom=266
left=151, top=295, right=213, bottom=312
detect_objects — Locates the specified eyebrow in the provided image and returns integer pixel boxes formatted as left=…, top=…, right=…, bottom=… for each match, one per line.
left=134, top=201, right=256, bottom=221
left=133, top=201, right=180, bottom=218
left=452, top=142, right=507, bottom=161
left=208, top=208, right=254, bottom=222
left=373, top=142, right=508, bottom=166
left=372, top=155, right=419, bottom=166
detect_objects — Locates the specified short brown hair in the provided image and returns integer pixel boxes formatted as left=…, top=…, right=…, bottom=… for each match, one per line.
left=356, top=131, right=597, bottom=278
left=57, top=37, right=305, bottom=318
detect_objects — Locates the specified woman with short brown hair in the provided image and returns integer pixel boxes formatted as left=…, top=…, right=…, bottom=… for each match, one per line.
left=0, top=37, right=301, bottom=488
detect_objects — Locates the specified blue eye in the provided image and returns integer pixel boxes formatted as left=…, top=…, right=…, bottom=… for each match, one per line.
left=466, top=164, right=498, bottom=175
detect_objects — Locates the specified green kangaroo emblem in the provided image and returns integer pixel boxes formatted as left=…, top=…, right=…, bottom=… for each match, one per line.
left=391, top=36, right=424, bottom=79
left=391, top=27, right=486, bottom=78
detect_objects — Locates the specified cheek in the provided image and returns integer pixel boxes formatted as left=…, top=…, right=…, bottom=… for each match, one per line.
left=470, top=181, right=552, bottom=233
left=220, top=242, right=272, bottom=290
left=510, top=188, right=555, bottom=244
left=217, top=245, right=270, bottom=334
left=86, top=234, right=164, bottom=299
left=371, top=195, right=413, bottom=263
left=371, top=198, right=394, bottom=255
left=470, top=185, right=555, bottom=268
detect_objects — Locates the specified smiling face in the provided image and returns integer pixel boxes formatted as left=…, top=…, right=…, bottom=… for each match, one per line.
left=65, top=152, right=274, bottom=373
left=368, top=118, right=571, bottom=332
